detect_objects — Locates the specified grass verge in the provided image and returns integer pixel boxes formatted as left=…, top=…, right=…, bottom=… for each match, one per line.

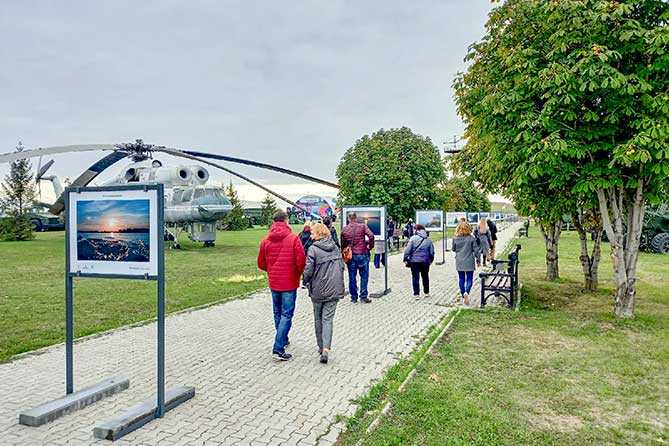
left=337, top=231, right=668, bottom=445
left=0, top=226, right=304, bottom=362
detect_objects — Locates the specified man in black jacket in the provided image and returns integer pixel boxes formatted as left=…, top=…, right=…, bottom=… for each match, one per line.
left=487, top=219, right=498, bottom=259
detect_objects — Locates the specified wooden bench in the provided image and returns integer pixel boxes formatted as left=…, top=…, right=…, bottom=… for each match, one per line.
left=479, top=244, right=521, bottom=308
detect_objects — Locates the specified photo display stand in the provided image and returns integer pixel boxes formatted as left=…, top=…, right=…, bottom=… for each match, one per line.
left=341, top=205, right=390, bottom=297
left=19, top=184, right=194, bottom=442
left=416, top=210, right=447, bottom=265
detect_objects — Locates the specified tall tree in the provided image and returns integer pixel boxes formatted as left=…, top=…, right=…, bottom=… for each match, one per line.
left=454, top=0, right=668, bottom=315
left=336, top=127, right=446, bottom=222
left=439, top=176, right=491, bottom=212
left=259, top=194, right=278, bottom=227
left=0, top=141, right=35, bottom=241
left=222, top=182, right=248, bottom=231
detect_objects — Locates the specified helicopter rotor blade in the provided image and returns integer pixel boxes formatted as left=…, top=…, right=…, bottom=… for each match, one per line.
left=0, top=144, right=118, bottom=164
left=36, top=159, right=55, bottom=180
left=36, top=156, right=43, bottom=198
left=158, top=148, right=309, bottom=213
left=169, top=148, right=339, bottom=190
left=49, top=150, right=131, bottom=214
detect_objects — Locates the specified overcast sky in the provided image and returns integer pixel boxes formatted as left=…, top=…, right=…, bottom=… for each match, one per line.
left=1, top=1, right=493, bottom=200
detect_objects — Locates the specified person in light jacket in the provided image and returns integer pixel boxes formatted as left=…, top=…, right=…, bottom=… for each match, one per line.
left=302, top=223, right=345, bottom=364
left=452, top=221, right=480, bottom=305
left=403, top=224, right=435, bottom=300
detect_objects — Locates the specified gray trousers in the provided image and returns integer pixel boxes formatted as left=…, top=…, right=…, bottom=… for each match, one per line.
left=312, top=300, right=338, bottom=351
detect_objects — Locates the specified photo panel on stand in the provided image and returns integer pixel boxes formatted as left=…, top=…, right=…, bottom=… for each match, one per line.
left=466, top=212, right=480, bottom=224
left=68, top=188, right=160, bottom=277
left=342, top=206, right=386, bottom=240
left=446, top=212, right=467, bottom=227
left=415, top=210, right=444, bottom=232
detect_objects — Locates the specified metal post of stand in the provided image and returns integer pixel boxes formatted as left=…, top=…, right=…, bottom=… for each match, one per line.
left=156, top=185, right=166, bottom=418
left=436, top=223, right=448, bottom=265
left=65, top=190, right=74, bottom=395
left=383, top=238, right=390, bottom=295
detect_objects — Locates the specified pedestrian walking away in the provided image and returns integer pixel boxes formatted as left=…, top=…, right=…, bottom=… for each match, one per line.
left=257, top=210, right=306, bottom=361
left=403, top=224, right=435, bottom=300
left=474, top=218, right=493, bottom=266
left=298, top=223, right=313, bottom=254
left=487, top=218, right=498, bottom=259
left=452, top=221, right=480, bottom=305
left=341, top=212, right=375, bottom=304
left=302, top=223, right=345, bottom=364
left=323, top=216, right=340, bottom=249
left=403, top=218, right=415, bottom=240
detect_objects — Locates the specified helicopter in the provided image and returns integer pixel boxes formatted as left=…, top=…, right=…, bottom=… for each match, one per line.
left=1, top=139, right=339, bottom=248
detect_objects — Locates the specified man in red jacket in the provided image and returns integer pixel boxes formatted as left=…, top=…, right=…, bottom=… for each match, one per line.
left=341, top=212, right=375, bottom=304
left=258, top=210, right=306, bottom=361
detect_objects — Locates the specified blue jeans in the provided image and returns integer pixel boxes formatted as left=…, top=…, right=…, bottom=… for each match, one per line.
left=458, top=271, right=474, bottom=295
left=373, top=253, right=386, bottom=269
left=347, top=254, right=370, bottom=301
left=271, top=290, right=296, bottom=354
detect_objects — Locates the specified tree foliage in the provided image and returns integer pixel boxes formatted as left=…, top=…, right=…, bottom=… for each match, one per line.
left=259, top=194, right=278, bottom=227
left=0, top=142, right=35, bottom=241
left=454, top=0, right=669, bottom=315
left=222, top=182, right=248, bottom=231
left=439, top=176, right=491, bottom=212
left=336, top=127, right=446, bottom=222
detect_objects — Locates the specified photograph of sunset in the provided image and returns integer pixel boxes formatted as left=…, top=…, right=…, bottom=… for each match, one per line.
left=76, top=199, right=151, bottom=262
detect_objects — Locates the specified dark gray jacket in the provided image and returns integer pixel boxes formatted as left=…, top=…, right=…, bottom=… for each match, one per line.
left=403, top=229, right=435, bottom=264
left=303, top=236, right=345, bottom=303
left=452, top=235, right=480, bottom=272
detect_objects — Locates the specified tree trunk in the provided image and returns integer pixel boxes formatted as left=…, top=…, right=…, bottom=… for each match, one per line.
left=571, top=210, right=603, bottom=292
left=539, top=220, right=561, bottom=281
left=597, top=181, right=645, bottom=318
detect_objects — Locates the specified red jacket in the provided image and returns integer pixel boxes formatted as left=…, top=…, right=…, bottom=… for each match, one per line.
left=258, top=222, right=306, bottom=292
left=341, top=222, right=375, bottom=255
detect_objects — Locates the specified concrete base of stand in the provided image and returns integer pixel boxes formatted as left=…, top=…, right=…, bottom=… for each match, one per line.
left=93, top=386, right=195, bottom=441
left=370, top=288, right=392, bottom=298
left=19, top=376, right=129, bottom=427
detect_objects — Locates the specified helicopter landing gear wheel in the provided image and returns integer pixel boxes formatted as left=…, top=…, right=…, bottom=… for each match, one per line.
left=172, top=243, right=181, bottom=250
left=203, top=241, right=215, bottom=247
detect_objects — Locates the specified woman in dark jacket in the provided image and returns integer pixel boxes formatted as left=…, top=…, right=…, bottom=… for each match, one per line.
left=302, top=223, right=345, bottom=364
left=403, top=224, right=435, bottom=300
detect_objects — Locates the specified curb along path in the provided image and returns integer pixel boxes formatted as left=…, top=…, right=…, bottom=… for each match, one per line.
left=0, top=224, right=522, bottom=445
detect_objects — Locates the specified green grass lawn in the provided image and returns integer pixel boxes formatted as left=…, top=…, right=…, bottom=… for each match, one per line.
left=0, top=226, right=299, bottom=362
left=339, top=231, right=669, bottom=446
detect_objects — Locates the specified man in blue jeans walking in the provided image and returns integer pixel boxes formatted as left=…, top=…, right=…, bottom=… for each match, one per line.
left=258, top=211, right=306, bottom=361
left=341, top=212, right=375, bottom=304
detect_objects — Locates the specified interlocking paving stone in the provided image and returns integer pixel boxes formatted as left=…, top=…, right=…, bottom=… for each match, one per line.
left=0, top=224, right=521, bottom=445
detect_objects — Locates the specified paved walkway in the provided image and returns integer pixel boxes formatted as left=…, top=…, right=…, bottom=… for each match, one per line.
left=0, top=224, right=521, bottom=446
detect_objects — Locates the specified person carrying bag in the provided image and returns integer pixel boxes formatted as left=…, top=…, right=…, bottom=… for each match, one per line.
left=403, top=224, right=435, bottom=300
